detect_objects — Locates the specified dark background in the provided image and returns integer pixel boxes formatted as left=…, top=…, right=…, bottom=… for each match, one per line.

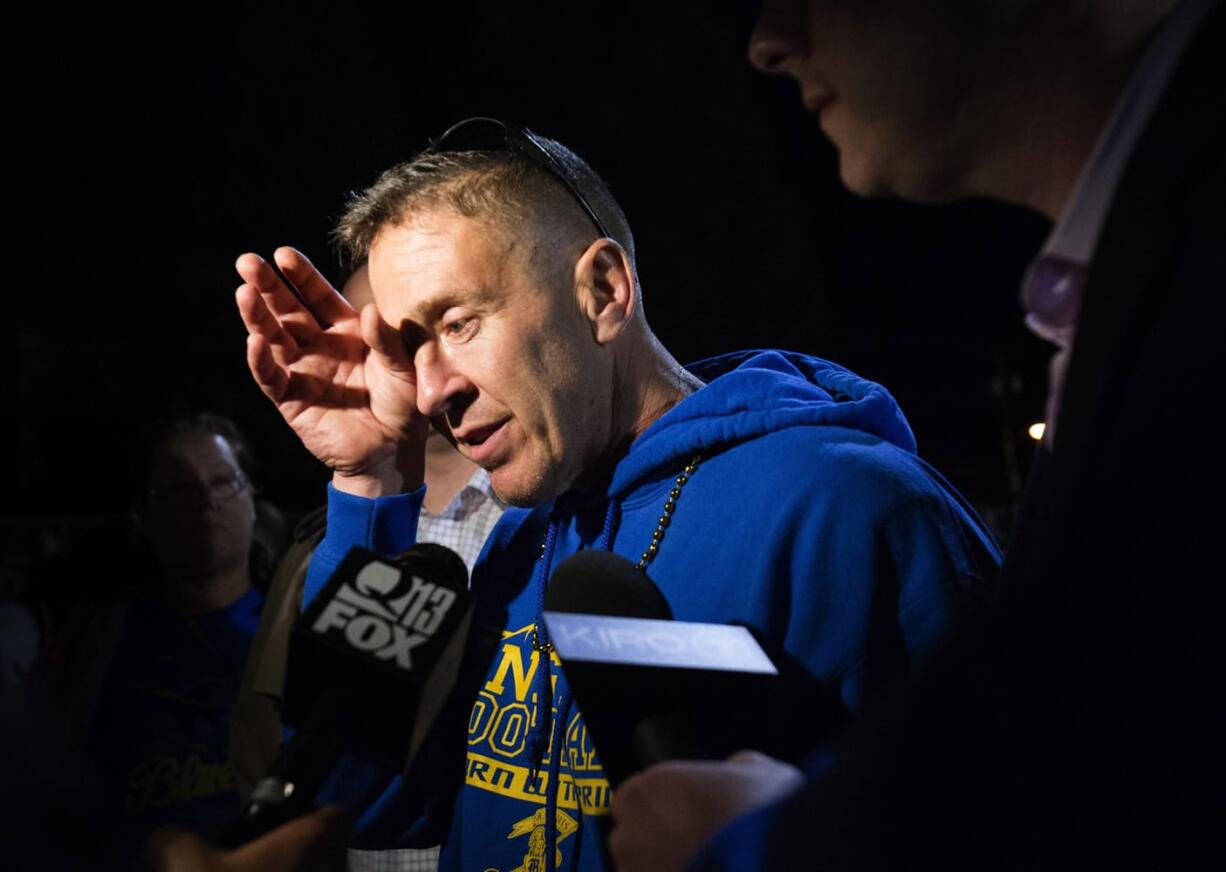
left=4, top=1, right=1050, bottom=527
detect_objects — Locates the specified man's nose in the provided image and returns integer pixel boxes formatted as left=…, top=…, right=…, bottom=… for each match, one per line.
left=748, top=0, right=805, bottom=74
left=414, top=346, right=473, bottom=417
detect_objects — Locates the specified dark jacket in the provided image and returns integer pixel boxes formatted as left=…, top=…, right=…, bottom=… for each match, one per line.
left=697, top=5, right=1226, bottom=868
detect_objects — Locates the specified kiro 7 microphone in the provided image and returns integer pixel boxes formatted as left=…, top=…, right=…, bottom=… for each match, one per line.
left=219, top=542, right=472, bottom=846
left=542, top=550, right=846, bottom=787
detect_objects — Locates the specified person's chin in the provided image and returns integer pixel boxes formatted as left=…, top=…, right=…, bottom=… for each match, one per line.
left=837, top=151, right=895, bottom=198
left=842, top=143, right=970, bottom=203
left=489, top=461, right=560, bottom=509
left=487, top=475, right=532, bottom=508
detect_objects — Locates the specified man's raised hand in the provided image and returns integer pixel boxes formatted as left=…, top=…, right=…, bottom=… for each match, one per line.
left=235, top=247, right=428, bottom=495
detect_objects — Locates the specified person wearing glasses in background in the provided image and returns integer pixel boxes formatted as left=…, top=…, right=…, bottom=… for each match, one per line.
left=72, top=413, right=271, bottom=865
left=232, top=119, right=1000, bottom=872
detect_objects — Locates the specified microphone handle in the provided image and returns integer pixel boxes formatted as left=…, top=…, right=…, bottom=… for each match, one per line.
left=630, top=713, right=708, bottom=767
left=211, top=685, right=355, bottom=848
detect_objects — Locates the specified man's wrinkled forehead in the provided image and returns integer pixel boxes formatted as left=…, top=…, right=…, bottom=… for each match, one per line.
left=382, top=206, right=524, bottom=265
left=367, top=211, right=530, bottom=316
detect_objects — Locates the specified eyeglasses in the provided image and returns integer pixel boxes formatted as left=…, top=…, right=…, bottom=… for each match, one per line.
left=427, top=117, right=610, bottom=239
left=149, top=472, right=249, bottom=507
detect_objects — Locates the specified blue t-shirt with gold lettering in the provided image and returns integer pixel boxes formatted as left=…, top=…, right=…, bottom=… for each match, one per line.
left=90, top=587, right=262, bottom=853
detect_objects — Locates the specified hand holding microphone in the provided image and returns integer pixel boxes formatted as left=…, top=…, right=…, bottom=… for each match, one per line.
left=542, top=550, right=846, bottom=785
left=542, top=551, right=836, bottom=870
left=608, top=751, right=805, bottom=872
left=147, top=806, right=352, bottom=872
left=216, top=542, right=472, bottom=847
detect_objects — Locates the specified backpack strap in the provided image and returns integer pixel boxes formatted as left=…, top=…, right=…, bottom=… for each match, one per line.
left=230, top=505, right=327, bottom=799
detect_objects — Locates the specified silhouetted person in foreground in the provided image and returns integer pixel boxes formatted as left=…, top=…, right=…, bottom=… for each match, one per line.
left=610, top=1, right=1224, bottom=868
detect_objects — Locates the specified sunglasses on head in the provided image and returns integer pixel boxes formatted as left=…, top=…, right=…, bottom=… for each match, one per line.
left=428, top=117, right=610, bottom=239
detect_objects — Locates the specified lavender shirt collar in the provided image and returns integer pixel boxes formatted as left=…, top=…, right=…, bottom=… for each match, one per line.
left=1021, top=0, right=1213, bottom=438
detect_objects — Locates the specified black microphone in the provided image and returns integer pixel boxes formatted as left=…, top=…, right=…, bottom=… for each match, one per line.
left=544, top=549, right=672, bottom=619
left=219, top=542, right=472, bottom=846
left=543, top=551, right=846, bottom=787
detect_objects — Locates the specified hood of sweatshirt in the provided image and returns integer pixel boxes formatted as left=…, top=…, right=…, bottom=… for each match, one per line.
left=514, top=351, right=927, bottom=872
left=607, top=349, right=916, bottom=499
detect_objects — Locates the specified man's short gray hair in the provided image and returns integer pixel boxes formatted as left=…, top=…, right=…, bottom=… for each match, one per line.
left=333, top=135, right=636, bottom=271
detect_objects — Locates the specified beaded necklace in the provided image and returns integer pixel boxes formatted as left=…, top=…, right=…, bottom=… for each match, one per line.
left=532, top=452, right=702, bottom=654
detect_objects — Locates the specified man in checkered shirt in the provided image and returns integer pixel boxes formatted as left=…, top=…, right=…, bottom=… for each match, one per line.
left=347, top=433, right=504, bottom=872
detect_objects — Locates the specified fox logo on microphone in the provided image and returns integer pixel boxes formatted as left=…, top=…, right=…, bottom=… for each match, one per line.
left=310, top=553, right=459, bottom=671
left=281, top=545, right=470, bottom=769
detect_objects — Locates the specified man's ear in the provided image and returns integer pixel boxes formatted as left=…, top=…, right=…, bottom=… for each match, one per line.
left=574, top=238, right=637, bottom=345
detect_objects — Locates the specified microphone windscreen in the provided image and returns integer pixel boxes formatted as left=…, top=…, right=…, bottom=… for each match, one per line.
left=282, top=544, right=473, bottom=770
left=545, top=550, right=671, bottom=619
left=543, top=551, right=848, bottom=786
left=398, top=541, right=468, bottom=592
left=223, top=543, right=473, bottom=847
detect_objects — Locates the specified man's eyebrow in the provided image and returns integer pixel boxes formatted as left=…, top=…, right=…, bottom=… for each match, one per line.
left=408, top=285, right=499, bottom=321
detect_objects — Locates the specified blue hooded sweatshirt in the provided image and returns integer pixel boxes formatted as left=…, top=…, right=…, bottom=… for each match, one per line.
left=303, top=350, right=1000, bottom=872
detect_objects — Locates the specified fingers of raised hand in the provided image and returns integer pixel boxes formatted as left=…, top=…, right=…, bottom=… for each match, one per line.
left=360, top=303, right=416, bottom=376
left=236, top=284, right=301, bottom=366
left=245, top=333, right=370, bottom=415
left=273, top=247, right=354, bottom=329
left=235, top=251, right=339, bottom=345
left=245, top=334, right=290, bottom=402
left=235, top=252, right=320, bottom=343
